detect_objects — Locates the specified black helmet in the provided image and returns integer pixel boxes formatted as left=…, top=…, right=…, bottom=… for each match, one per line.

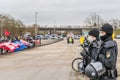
left=85, top=62, right=106, bottom=79
left=89, top=28, right=99, bottom=39
left=100, top=23, right=113, bottom=34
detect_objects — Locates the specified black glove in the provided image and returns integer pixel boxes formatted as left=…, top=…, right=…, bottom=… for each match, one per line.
left=98, top=54, right=105, bottom=65
left=80, top=50, right=89, bottom=58
left=99, top=54, right=104, bottom=60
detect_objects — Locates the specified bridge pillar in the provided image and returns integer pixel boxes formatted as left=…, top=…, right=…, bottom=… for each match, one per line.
left=47, top=30, right=52, bottom=34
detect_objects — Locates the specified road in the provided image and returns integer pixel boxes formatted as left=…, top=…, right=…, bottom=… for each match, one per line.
left=0, top=40, right=78, bottom=80
left=0, top=39, right=119, bottom=80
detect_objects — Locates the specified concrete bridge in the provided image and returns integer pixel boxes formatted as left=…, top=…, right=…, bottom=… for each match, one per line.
left=37, top=26, right=97, bottom=35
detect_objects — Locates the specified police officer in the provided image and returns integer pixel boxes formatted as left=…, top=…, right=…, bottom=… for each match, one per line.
left=80, top=28, right=100, bottom=74
left=87, top=28, right=100, bottom=61
left=98, top=23, right=118, bottom=80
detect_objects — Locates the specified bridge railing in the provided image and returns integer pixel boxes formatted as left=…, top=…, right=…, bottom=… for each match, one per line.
left=39, top=26, right=97, bottom=29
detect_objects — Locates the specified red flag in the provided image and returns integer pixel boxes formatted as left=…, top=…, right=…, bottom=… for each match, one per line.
left=4, top=29, right=10, bottom=36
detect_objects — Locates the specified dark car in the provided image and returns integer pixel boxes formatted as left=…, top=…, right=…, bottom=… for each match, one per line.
left=36, top=35, right=45, bottom=40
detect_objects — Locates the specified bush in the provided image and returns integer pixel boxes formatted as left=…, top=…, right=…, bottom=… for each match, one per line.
left=114, top=29, right=120, bottom=35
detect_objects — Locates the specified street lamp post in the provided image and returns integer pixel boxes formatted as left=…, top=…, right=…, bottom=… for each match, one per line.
left=35, top=12, right=38, bottom=36
left=53, top=20, right=56, bottom=34
left=54, top=25, right=55, bottom=34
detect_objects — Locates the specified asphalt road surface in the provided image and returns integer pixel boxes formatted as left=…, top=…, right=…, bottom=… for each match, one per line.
left=0, top=39, right=119, bottom=80
left=0, top=40, right=78, bottom=80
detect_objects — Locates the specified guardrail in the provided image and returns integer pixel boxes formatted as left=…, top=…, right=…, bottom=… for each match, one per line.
left=40, top=39, right=63, bottom=46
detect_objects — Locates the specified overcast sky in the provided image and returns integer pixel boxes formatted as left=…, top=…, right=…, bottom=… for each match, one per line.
left=0, top=0, right=120, bottom=26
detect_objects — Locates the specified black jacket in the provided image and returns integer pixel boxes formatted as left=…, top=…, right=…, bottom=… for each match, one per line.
left=80, top=40, right=100, bottom=66
left=88, top=40, right=101, bottom=61
left=99, top=36, right=118, bottom=69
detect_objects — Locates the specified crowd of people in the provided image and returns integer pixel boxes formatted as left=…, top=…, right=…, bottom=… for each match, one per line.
left=0, top=35, right=41, bottom=54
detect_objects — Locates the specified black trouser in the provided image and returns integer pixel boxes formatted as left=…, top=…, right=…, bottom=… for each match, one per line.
left=100, top=69, right=118, bottom=80
left=90, top=77, right=116, bottom=80
left=99, top=76, right=116, bottom=80
left=90, top=72, right=117, bottom=80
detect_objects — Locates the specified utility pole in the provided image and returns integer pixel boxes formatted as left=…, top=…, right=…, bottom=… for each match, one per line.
left=53, top=20, right=56, bottom=34
left=54, top=25, right=56, bottom=34
left=35, top=12, right=38, bottom=36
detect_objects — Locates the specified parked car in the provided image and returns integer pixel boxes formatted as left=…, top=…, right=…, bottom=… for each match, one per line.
left=44, top=34, right=58, bottom=39
left=74, top=35, right=80, bottom=39
left=116, top=35, right=120, bottom=39
left=50, top=34, right=58, bottom=39
left=58, top=35, right=64, bottom=39
left=36, top=35, right=45, bottom=40
left=44, top=34, right=50, bottom=39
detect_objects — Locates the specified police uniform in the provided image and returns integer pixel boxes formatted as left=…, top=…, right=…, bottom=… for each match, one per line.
left=98, top=37, right=118, bottom=80
left=88, top=40, right=101, bottom=62
left=98, top=24, right=118, bottom=80
left=87, top=29, right=100, bottom=64
left=80, top=29, right=100, bottom=74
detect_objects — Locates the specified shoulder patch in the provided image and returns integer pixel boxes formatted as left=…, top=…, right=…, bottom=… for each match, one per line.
left=106, top=51, right=111, bottom=58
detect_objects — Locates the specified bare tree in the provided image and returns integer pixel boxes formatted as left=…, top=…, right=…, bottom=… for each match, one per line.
left=109, top=19, right=120, bottom=29
left=0, top=14, right=26, bottom=36
left=85, top=13, right=104, bottom=28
